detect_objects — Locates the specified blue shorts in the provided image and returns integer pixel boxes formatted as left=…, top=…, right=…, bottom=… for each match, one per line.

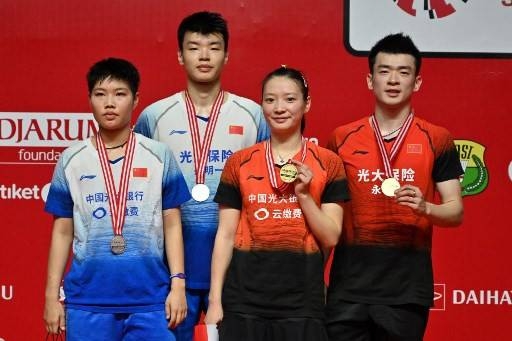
left=66, top=308, right=176, bottom=341
left=174, top=289, right=209, bottom=341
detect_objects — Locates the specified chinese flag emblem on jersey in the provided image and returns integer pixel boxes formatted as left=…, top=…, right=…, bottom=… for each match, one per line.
left=407, top=144, right=422, bottom=154
left=132, top=167, right=148, bottom=178
left=229, top=125, right=244, bottom=135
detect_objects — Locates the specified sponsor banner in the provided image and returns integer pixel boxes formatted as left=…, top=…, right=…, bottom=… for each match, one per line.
left=0, top=182, right=51, bottom=201
left=1, top=285, right=14, bottom=301
left=0, top=112, right=96, bottom=147
left=345, top=0, right=512, bottom=56
left=455, top=139, right=488, bottom=197
left=432, top=283, right=446, bottom=311
left=433, top=284, right=512, bottom=310
left=453, top=289, right=512, bottom=305
left=0, top=112, right=96, bottom=165
left=0, top=146, right=65, bottom=165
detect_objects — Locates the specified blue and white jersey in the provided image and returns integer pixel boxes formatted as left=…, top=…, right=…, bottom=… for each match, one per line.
left=135, top=91, right=269, bottom=289
left=45, top=133, right=191, bottom=313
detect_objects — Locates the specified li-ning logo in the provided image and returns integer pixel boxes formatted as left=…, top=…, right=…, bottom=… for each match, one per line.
left=393, top=0, right=469, bottom=19
left=169, top=130, right=187, bottom=136
left=247, top=175, right=264, bottom=181
left=80, top=175, right=96, bottom=181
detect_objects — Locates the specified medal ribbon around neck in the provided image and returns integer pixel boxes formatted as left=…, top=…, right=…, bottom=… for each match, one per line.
left=264, top=137, right=308, bottom=192
left=184, top=90, right=225, bottom=185
left=370, top=112, right=414, bottom=178
left=96, top=130, right=136, bottom=237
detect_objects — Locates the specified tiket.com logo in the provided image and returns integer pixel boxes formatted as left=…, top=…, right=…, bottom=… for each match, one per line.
left=0, top=183, right=51, bottom=201
left=432, top=283, right=446, bottom=311
left=455, top=139, right=488, bottom=197
left=393, top=0, right=469, bottom=19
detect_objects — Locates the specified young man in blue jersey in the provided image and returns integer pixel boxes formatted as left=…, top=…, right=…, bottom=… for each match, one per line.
left=134, top=11, right=269, bottom=341
left=44, top=58, right=190, bottom=340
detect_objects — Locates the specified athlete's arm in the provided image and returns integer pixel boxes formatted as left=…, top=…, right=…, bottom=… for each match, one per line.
left=163, top=208, right=187, bottom=328
left=292, top=160, right=343, bottom=249
left=301, top=199, right=343, bottom=249
left=395, top=179, right=463, bottom=227
left=44, top=217, right=73, bottom=334
left=428, top=179, right=464, bottom=226
left=204, top=206, right=240, bottom=325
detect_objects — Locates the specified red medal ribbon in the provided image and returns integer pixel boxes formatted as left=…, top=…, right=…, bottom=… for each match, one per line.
left=96, top=131, right=136, bottom=236
left=370, top=113, right=414, bottom=178
left=264, top=137, right=308, bottom=192
left=184, top=90, right=225, bottom=185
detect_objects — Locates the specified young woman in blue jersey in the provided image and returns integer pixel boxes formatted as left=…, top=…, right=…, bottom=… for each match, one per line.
left=44, top=58, right=190, bottom=340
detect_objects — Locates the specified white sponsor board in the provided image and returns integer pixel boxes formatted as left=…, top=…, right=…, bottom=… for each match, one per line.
left=345, top=0, right=512, bottom=56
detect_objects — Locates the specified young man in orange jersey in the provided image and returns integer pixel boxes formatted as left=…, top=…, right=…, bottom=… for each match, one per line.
left=326, top=33, right=463, bottom=341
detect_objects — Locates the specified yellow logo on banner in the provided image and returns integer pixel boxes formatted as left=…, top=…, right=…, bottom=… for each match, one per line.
left=455, top=139, right=488, bottom=197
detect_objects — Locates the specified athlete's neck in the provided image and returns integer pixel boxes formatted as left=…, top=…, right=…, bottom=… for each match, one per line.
left=95, top=127, right=131, bottom=148
left=374, top=105, right=412, bottom=132
left=186, top=81, right=223, bottom=116
left=270, top=132, right=303, bottom=158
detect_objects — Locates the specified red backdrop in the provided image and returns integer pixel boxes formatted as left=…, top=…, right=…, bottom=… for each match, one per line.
left=1, top=1, right=511, bottom=340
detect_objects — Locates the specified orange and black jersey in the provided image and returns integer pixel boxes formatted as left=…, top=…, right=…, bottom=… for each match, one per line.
left=215, top=140, right=349, bottom=318
left=326, top=115, right=463, bottom=308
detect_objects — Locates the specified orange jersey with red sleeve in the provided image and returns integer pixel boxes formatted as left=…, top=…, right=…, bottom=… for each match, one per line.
left=214, top=140, right=349, bottom=318
left=216, top=140, right=348, bottom=253
left=326, top=115, right=463, bottom=307
left=327, top=115, right=462, bottom=249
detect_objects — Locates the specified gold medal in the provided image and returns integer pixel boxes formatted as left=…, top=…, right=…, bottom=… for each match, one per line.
left=279, top=163, right=298, bottom=183
left=111, top=235, right=126, bottom=255
left=381, top=177, right=400, bottom=197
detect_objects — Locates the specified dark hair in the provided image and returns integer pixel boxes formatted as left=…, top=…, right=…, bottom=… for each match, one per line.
left=368, top=33, right=421, bottom=75
left=261, top=66, right=309, bottom=132
left=177, top=11, right=229, bottom=52
left=86, top=58, right=140, bottom=95
left=262, top=66, right=309, bottom=101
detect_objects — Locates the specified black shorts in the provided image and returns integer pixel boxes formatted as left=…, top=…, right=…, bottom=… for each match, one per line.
left=326, top=301, right=429, bottom=341
left=219, top=312, right=328, bottom=341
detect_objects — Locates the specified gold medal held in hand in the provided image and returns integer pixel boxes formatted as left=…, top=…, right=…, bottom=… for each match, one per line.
left=279, top=163, right=298, bottom=183
left=381, top=177, right=400, bottom=197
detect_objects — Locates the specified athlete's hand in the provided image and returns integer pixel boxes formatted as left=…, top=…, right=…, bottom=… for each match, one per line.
left=166, top=285, right=187, bottom=329
left=395, top=185, right=428, bottom=215
left=44, top=299, right=65, bottom=334
left=291, top=160, right=313, bottom=197
left=204, top=300, right=223, bottom=326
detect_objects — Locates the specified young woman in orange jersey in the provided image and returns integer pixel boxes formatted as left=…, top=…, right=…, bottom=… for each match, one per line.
left=205, top=66, right=349, bottom=341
